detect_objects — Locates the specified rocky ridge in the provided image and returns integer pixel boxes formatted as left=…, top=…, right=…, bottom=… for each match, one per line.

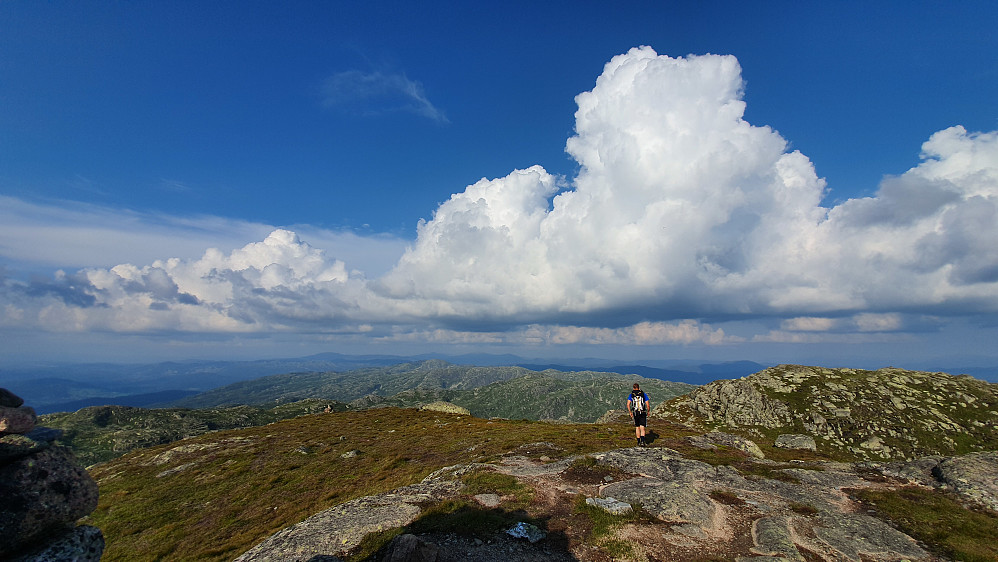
left=0, top=388, right=104, bottom=561
left=235, top=433, right=998, bottom=561
left=653, top=364, right=998, bottom=460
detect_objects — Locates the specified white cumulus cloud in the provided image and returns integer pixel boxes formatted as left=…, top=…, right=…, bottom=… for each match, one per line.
left=3, top=47, right=997, bottom=349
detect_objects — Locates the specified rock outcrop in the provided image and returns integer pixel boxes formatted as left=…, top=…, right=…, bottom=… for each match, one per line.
left=234, top=466, right=470, bottom=561
left=419, top=401, right=471, bottom=415
left=655, top=364, right=998, bottom=460
left=232, top=442, right=998, bottom=561
left=0, top=389, right=104, bottom=561
left=881, top=450, right=998, bottom=512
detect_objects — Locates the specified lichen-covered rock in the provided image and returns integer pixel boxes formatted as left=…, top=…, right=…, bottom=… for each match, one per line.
left=698, top=431, right=766, bottom=459
left=0, top=446, right=100, bottom=557
left=935, top=451, right=998, bottom=511
left=751, top=516, right=803, bottom=561
left=654, top=364, right=998, bottom=461
left=8, top=525, right=104, bottom=562
left=419, top=401, right=471, bottom=415
left=775, top=434, right=816, bottom=451
left=585, top=496, right=632, bottom=515
left=812, top=513, right=927, bottom=561
left=682, top=379, right=793, bottom=428
left=889, top=451, right=998, bottom=511
left=235, top=478, right=462, bottom=561
left=602, top=476, right=715, bottom=524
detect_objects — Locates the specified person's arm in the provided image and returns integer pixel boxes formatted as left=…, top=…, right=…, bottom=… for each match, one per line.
left=626, top=397, right=633, bottom=416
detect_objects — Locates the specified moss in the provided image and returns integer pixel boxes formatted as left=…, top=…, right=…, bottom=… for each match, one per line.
left=709, top=489, right=744, bottom=506
left=571, top=494, right=654, bottom=557
left=789, top=502, right=819, bottom=516
left=854, top=486, right=998, bottom=562
left=461, top=469, right=532, bottom=508
left=86, top=408, right=646, bottom=561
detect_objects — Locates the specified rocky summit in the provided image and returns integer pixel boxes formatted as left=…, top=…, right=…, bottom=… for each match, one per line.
left=0, top=388, right=104, bottom=561
left=34, top=363, right=998, bottom=561
left=653, top=364, right=998, bottom=460
left=235, top=438, right=998, bottom=561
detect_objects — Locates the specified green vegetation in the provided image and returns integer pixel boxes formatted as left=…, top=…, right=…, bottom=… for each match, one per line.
left=656, top=364, right=998, bottom=461
left=563, top=454, right=627, bottom=485
left=461, top=469, right=533, bottom=508
left=164, top=360, right=694, bottom=423
left=571, top=494, right=653, bottom=558
left=84, top=408, right=639, bottom=561
left=789, top=502, right=819, bottom=516
left=345, top=467, right=538, bottom=560
left=854, top=486, right=998, bottom=562
left=708, top=489, right=744, bottom=506
left=40, top=363, right=694, bottom=466
left=40, top=399, right=347, bottom=466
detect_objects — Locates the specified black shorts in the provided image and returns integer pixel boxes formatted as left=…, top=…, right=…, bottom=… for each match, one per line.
left=632, top=412, right=647, bottom=427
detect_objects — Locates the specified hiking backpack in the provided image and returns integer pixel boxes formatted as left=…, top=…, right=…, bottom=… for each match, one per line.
left=631, top=390, right=645, bottom=414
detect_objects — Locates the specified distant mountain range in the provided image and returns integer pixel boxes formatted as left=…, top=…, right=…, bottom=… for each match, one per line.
left=39, top=360, right=697, bottom=465
left=159, top=359, right=697, bottom=422
left=4, top=353, right=766, bottom=414
left=6, top=351, right=997, bottom=415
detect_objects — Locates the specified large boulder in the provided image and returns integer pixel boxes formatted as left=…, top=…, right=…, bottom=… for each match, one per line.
left=0, top=389, right=103, bottom=561
left=775, top=434, right=817, bottom=451
left=8, top=525, right=105, bottom=562
left=0, top=446, right=100, bottom=556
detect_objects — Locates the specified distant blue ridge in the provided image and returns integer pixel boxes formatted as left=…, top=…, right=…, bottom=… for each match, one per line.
left=37, top=389, right=200, bottom=415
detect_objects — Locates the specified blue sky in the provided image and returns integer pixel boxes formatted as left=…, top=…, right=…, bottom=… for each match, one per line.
left=1, top=1, right=997, bottom=369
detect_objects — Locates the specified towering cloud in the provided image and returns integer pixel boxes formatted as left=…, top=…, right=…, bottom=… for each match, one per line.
left=3, top=47, right=996, bottom=345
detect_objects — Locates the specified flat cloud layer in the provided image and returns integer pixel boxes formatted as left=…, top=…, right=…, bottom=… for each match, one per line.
left=3, top=47, right=997, bottom=347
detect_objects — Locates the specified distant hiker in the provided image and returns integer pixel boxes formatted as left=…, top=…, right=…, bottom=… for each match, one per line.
left=627, top=383, right=650, bottom=446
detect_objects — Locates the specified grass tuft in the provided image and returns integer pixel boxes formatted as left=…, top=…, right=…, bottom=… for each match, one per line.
left=854, top=486, right=998, bottom=562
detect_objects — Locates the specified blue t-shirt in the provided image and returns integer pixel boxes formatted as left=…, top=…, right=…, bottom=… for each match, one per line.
left=628, top=391, right=649, bottom=413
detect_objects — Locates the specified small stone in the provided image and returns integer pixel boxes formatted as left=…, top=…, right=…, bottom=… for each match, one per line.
left=341, top=450, right=360, bottom=459
left=586, top=496, right=633, bottom=515
left=507, top=522, right=546, bottom=543
left=473, top=493, right=501, bottom=508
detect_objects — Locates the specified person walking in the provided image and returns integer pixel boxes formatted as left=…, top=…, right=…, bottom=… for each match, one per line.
left=627, top=383, right=650, bottom=446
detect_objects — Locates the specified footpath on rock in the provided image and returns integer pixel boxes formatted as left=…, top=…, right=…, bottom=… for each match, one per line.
left=237, top=431, right=998, bottom=562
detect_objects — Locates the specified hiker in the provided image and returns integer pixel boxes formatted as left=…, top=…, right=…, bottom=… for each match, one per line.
left=627, top=383, right=650, bottom=446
